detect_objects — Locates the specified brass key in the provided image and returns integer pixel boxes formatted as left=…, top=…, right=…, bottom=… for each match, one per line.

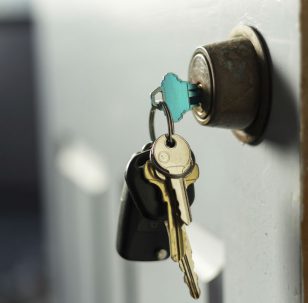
left=154, top=162, right=200, bottom=298
left=179, top=227, right=201, bottom=299
left=144, top=160, right=201, bottom=298
left=144, top=160, right=184, bottom=262
left=150, top=134, right=194, bottom=225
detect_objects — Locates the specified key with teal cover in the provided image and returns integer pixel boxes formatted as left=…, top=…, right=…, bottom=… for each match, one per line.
left=160, top=73, right=201, bottom=122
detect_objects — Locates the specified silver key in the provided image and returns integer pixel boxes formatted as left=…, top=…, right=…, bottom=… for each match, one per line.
left=150, top=133, right=194, bottom=225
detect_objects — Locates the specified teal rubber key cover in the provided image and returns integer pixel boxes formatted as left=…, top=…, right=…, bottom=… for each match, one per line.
left=160, top=73, right=200, bottom=122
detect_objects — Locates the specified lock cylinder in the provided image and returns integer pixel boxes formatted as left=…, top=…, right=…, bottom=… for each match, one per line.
left=188, top=25, right=271, bottom=144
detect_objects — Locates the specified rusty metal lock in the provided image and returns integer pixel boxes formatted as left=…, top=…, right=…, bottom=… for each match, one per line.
left=188, top=25, right=271, bottom=144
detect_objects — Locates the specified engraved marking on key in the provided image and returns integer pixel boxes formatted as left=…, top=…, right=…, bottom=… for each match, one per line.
left=179, top=227, right=201, bottom=299
left=144, top=160, right=184, bottom=262
left=151, top=134, right=194, bottom=225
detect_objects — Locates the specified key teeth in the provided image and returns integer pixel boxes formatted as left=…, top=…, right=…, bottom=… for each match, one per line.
left=182, top=270, right=201, bottom=299
left=182, top=260, right=201, bottom=298
left=169, top=177, right=193, bottom=226
left=179, top=230, right=201, bottom=299
left=174, top=194, right=192, bottom=226
left=178, top=203, right=192, bottom=226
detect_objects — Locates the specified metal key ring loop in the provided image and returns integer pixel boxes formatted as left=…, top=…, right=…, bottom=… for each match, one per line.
left=150, top=87, right=163, bottom=107
left=149, top=101, right=174, bottom=144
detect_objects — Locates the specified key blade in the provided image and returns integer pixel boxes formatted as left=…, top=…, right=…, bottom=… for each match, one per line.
left=171, top=177, right=192, bottom=225
left=164, top=212, right=185, bottom=262
left=180, top=256, right=201, bottom=299
left=179, top=228, right=201, bottom=299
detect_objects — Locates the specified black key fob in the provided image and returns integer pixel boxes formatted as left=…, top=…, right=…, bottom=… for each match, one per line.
left=116, top=182, right=170, bottom=261
left=125, top=149, right=195, bottom=221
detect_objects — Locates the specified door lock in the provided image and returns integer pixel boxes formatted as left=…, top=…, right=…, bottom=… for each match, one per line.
left=188, top=25, right=271, bottom=144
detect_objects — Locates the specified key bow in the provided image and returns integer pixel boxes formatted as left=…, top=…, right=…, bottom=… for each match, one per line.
left=151, top=73, right=201, bottom=122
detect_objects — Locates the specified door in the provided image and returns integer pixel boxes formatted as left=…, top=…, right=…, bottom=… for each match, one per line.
left=34, top=1, right=302, bottom=302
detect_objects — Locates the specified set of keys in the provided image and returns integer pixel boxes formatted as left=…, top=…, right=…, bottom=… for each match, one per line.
left=117, top=96, right=201, bottom=299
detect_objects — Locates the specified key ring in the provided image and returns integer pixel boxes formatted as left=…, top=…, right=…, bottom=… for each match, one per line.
left=150, top=86, right=163, bottom=107
left=149, top=99, right=174, bottom=145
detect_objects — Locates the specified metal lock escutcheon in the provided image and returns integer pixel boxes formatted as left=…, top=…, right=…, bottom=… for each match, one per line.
left=188, top=25, right=271, bottom=144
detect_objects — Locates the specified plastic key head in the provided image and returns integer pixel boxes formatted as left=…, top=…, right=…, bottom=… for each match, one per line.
left=116, top=181, right=170, bottom=261
left=160, top=73, right=201, bottom=122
